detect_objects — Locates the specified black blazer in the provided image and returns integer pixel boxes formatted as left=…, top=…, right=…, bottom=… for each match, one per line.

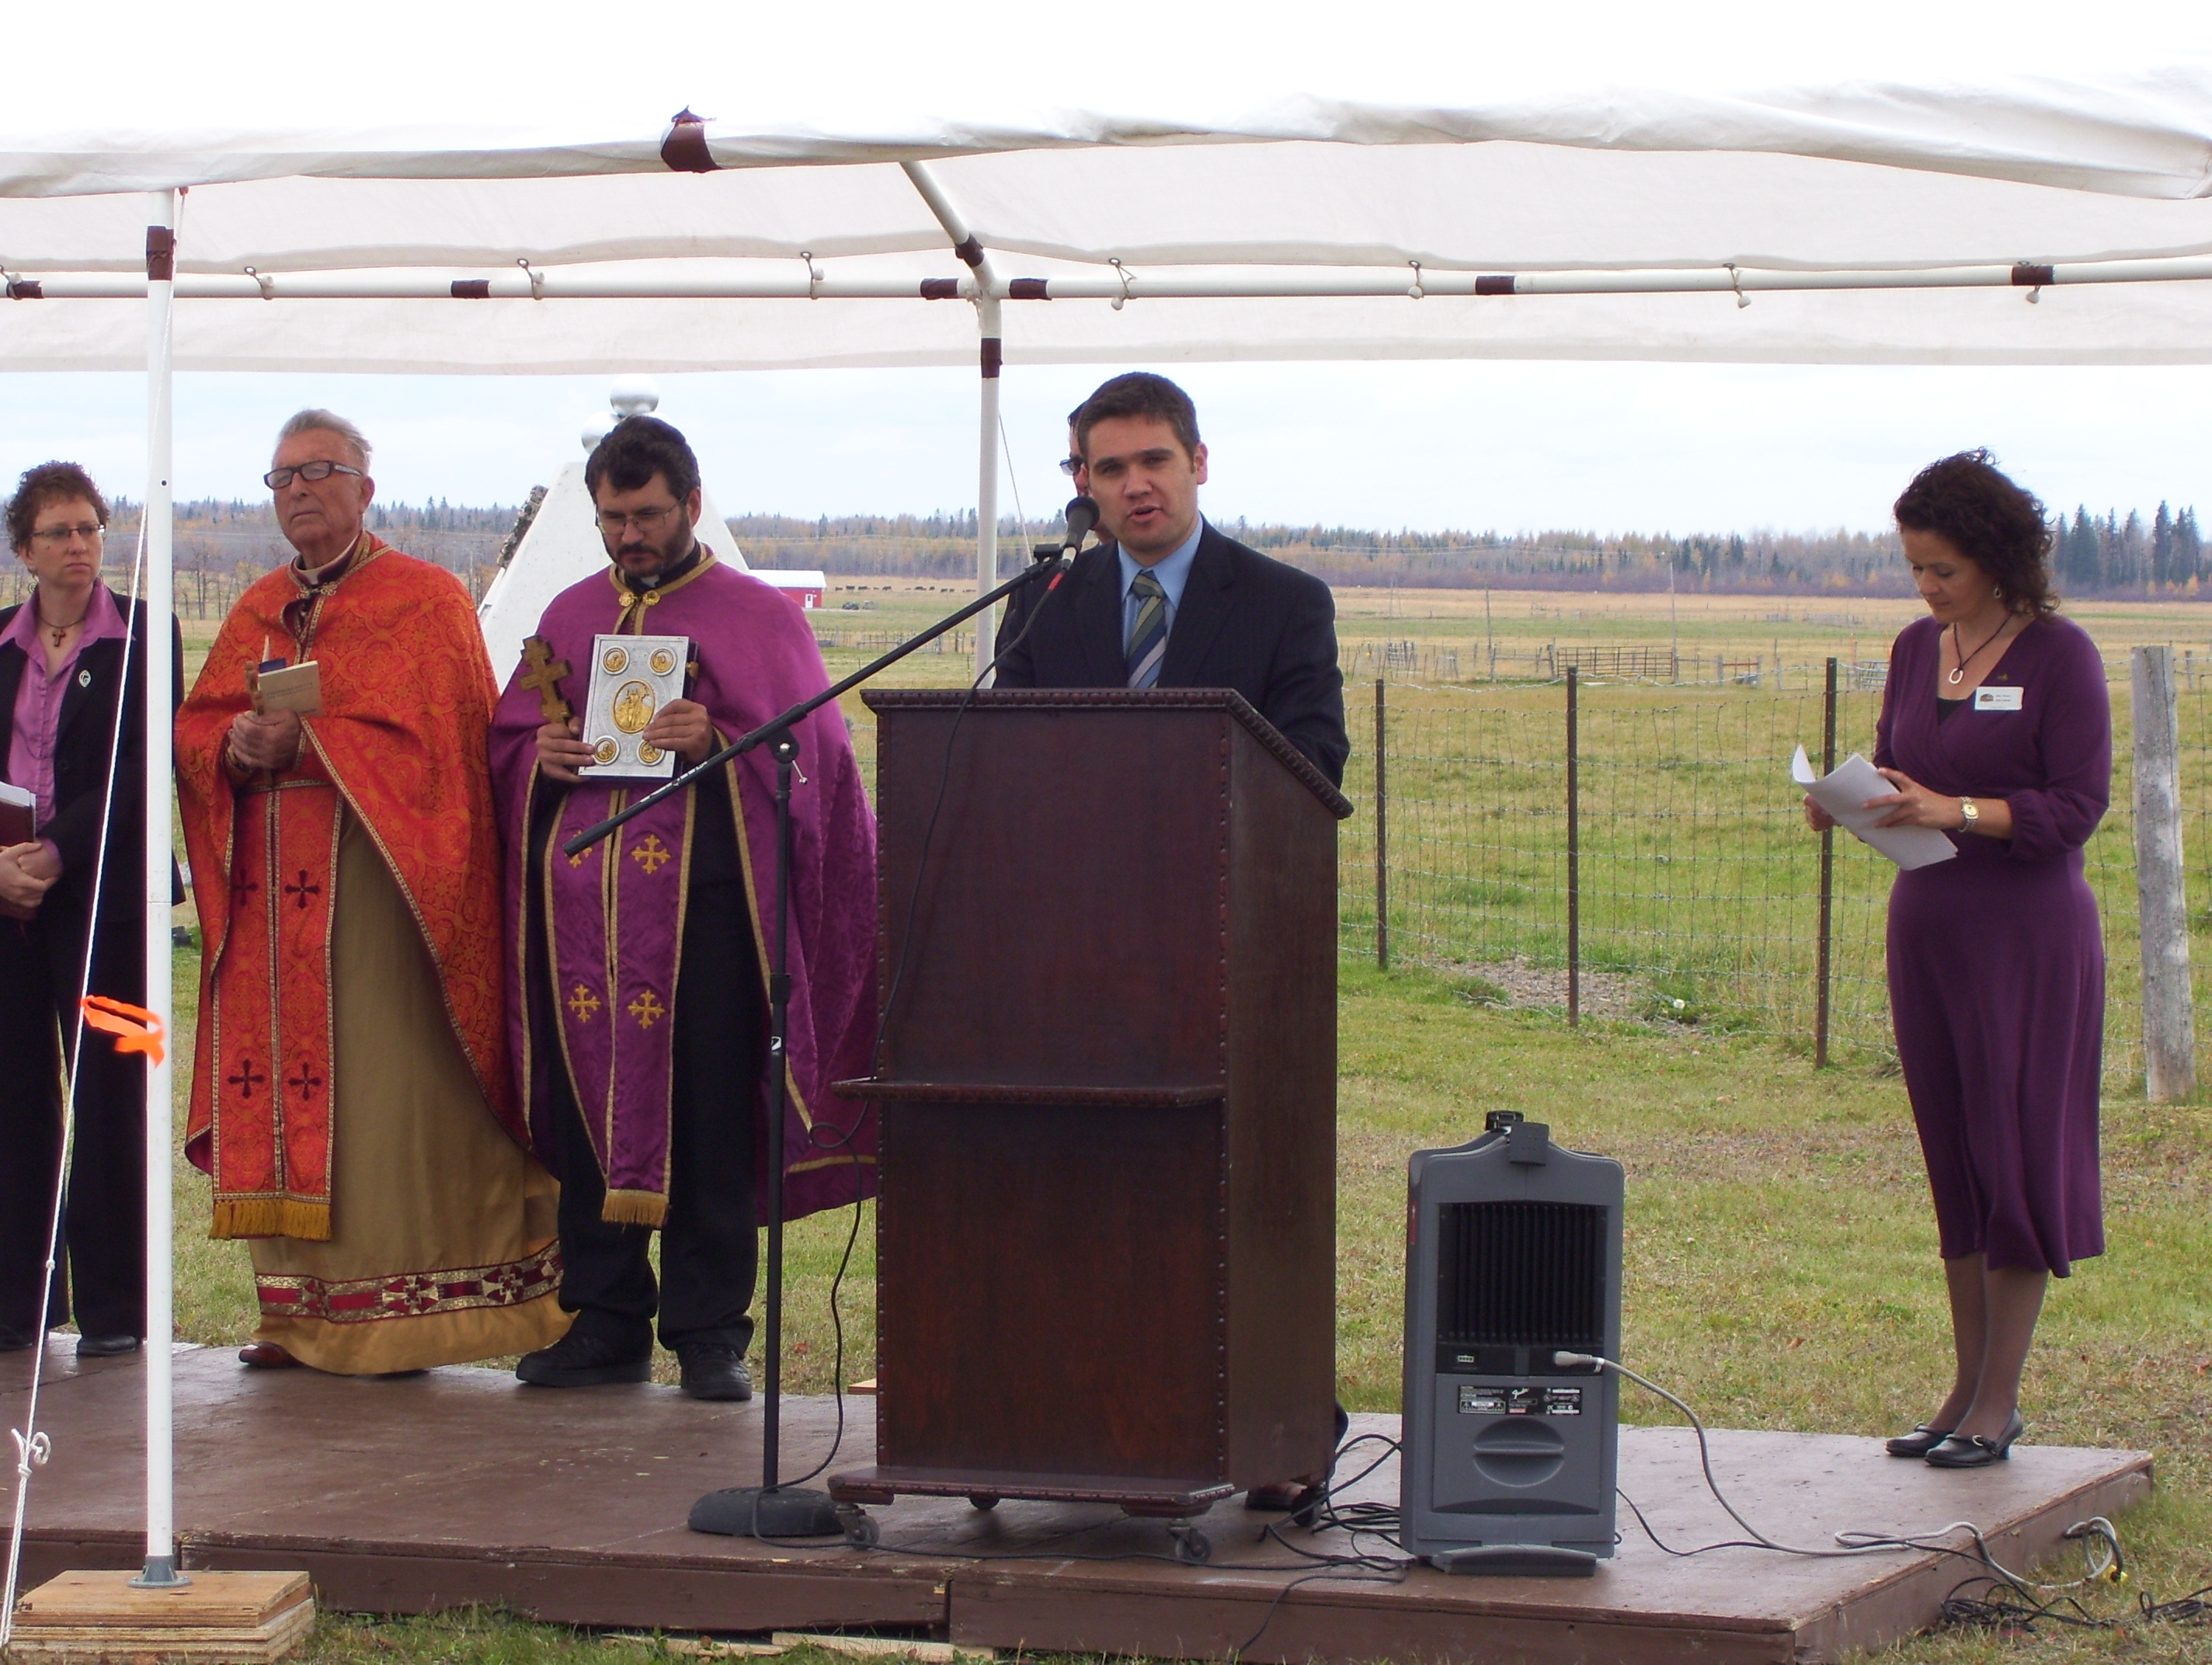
left=994, top=522, right=1349, bottom=785
left=0, top=592, right=184, bottom=926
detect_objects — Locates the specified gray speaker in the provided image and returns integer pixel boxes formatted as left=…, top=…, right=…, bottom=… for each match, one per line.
left=1400, top=1112, right=1623, bottom=1575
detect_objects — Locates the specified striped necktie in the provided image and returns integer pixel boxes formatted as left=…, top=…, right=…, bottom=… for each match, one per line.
left=1126, top=569, right=1168, bottom=689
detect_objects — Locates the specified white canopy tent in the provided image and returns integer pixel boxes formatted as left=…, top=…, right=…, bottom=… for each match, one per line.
left=2, top=5, right=2210, bottom=1608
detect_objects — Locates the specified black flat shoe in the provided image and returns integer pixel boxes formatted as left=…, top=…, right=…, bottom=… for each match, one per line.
left=1925, top=1412, right=2025, bottom=1469
left=1885, top=1423, right=1956, bottom=1458
left=75, top=1333, right=141, bottom=1358
left=516, top=1326, right=651, bottom=1388
left=0, top=1326, right=39, bottom=1353
left=676, top=1343, right=753, bottom=1403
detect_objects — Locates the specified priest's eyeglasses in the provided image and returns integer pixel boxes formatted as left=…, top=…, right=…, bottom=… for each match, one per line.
left=29, top=522, right=105, bottom=545
left=595, top=505, right=683, bottom=534
left=264, top=461, right=365, bottom=489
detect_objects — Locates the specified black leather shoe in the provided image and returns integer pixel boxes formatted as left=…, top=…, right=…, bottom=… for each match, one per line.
left=516, top=1326, right=652, bottom=1388
left=676, top=1343, right=754, bottom=1403
left=1885, top=1423, right=1955, bottom=1458
left=0, top=1326, right=37, bottom=1353
left=1925, top=1411, right=2025, bottom=1469
left=75, top=1333, right=141, bottom=1358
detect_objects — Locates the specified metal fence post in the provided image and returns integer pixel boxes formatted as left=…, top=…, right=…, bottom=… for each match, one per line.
left=1567, top=666, right=1580, bottom=1027
left=2131, top=645, right=2196, bottom=1100
left=1375, top=677, right=1389, bottom=971
left=1815, top=657, right=1838, bottom=1067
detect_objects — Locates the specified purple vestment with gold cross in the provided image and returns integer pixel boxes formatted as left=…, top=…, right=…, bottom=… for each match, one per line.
left=490, top=554, right=878, bottom=1227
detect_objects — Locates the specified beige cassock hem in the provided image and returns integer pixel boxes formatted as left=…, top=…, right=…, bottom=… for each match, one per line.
left=249, top=811, right=573, bottom=1375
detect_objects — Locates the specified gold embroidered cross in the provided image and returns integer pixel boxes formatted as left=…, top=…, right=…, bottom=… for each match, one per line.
left=567, top=985, right=602, bottom=1022
left=519, top=635, right=573, bottom=725
left=627, top=989, right=666, bottom=1029
left=631, top=834, right=672, bottom=874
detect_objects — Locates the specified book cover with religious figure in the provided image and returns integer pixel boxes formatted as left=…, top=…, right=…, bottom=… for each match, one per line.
left=580, top=633, right=688, bottom=780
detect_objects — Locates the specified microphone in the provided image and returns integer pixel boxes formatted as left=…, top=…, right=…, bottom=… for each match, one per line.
left=1056, top=495, right=1100, bottom=568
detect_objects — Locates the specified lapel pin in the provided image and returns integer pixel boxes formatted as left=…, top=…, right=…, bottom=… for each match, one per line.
left=78, top=669, right=92, bottom=688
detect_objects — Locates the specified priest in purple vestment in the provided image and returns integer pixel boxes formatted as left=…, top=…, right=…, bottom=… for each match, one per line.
left=490, top=415, right=877, bottom=1402
left=1805, top=450, right=2109, bottom=1471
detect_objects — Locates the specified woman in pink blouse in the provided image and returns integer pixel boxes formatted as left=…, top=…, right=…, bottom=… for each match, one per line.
left=0, top=462, right=180, bottom=1358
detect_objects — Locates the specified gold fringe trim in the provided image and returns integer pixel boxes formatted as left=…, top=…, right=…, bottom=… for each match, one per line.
left=211, top=1197, right=333, bottom=1242
left=601, top=1188, right=669, bottom=1228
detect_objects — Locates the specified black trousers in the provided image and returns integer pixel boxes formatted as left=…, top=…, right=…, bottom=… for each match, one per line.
left=0, top=906, right=146, bottom=1340
left=547, top=873, right=764, bottom=1354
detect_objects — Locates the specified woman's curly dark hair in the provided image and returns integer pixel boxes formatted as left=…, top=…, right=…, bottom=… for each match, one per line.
left=8, top=461, right=110, bottom=555
left=1893, top=450, right=2057, bottom=618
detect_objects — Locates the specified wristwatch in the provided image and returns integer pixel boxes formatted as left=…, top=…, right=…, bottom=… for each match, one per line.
left=1959, top=797, right=1980, bottom=829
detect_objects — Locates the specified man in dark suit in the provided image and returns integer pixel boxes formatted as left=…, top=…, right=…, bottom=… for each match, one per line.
left=996, top=374, right=1348, bottom=785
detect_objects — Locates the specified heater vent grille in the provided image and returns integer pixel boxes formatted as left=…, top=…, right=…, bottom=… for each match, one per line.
left=1436, top=1201, right=1606, bottom=1351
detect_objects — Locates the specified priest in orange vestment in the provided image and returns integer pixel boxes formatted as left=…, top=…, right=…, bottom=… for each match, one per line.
left=176, top=410, right=567, bottom=1373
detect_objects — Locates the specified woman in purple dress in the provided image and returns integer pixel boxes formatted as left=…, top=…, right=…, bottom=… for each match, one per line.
left=1807, top=451, right=2110, bottom=1469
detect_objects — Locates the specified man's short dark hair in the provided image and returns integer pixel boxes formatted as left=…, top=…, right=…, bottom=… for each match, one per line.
left=586, top=415, right=701, bottom=502
left=9, top=461, right=110, bottom=554
left=1073, top=373, right=1201, bottom=460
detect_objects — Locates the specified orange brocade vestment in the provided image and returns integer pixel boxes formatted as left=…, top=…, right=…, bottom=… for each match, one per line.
left=179, top=537, right=522, bottom=1239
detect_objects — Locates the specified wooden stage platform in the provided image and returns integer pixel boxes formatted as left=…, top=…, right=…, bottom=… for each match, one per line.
left=3, top=1343, right=2151, bottom=1664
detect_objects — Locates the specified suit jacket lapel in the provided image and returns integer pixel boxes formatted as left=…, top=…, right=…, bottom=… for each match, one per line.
left=1160, top=527, right=1236, bottom=687
left=54, top=594, right=133, bottom=751
left=0, top=634, right=23, bottom=779
left=1078, top=544, right=1125, bottom=687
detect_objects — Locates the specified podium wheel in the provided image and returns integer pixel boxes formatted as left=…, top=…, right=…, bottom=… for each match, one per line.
left=1169, top=1523, right=1212, bottom=1566
left=966, top=1495, right=1000, bottom=1511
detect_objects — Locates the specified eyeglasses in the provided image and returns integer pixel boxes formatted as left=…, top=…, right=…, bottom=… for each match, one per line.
left=1059, top=457, right=1083, bottom=477
left=595, top=504, right=683, bottom=534
left=264, top=460, right=364, bottom=490
left=29, top=522, right=104, bottom=546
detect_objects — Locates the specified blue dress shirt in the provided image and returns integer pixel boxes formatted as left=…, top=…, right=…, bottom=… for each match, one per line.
left=1118, top=520, right=1205, bottom=666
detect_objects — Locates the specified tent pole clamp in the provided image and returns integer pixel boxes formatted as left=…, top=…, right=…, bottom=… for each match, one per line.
left=1727, top=263, right=1749, bottom=308
left=1407, top=259, right=1424, bottom=300
left=1110, top=257, right=1135, bottom=311
left=243, top=265, right=273, bottom=300
left=518, top=258, right=544, bottom=300
left=802, top=250, right=821, bottom=300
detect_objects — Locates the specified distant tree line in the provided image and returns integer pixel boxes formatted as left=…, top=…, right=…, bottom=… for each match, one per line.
left=50, top=499, right=2207, bottom=603
left=2053, top=504, right=2204, bottom=595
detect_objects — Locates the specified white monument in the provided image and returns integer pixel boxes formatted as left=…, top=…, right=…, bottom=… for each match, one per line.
left=475, top=380, right=751, bottom=685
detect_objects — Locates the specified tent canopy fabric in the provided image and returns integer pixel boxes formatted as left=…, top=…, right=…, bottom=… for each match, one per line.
left=3, top=57, right=2211, bottom=368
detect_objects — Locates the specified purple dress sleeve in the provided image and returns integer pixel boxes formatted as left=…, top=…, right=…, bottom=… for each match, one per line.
left=2000, top=625, right=2110, bottom=863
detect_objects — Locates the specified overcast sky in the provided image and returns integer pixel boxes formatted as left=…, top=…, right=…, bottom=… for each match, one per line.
left=2, top=0, right=2207, bottom=536
left=0, top=360, right=2203, bottom=537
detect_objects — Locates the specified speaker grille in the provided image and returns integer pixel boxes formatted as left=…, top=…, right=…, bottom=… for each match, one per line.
left=1436, top=1201, right=1605, bottom=1351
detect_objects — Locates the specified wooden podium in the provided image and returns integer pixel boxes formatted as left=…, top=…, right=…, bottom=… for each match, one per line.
left=830, top=690, right=1352, bottom=1520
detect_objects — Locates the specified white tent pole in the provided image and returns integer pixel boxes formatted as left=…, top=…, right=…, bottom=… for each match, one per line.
left=897, top=162, right=1007, bottom=681
left=134, top=186, right=183, bottom=1593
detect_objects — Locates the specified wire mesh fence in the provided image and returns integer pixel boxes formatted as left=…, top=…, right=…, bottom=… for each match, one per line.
left=1340, top=662, right=2200, bottom=1089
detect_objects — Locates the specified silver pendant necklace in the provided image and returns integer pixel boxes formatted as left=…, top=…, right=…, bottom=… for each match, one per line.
left=1947, top=618, right=2008, bottom=687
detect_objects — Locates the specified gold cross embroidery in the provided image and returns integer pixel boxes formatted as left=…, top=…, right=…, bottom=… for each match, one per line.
left=567, top=985, right=602, bottom=1022
left=627, top=989, right=667, bottom=1029
left=631, top=834, right=672, bottom=874
left=519, top=636, right=574, bottom=725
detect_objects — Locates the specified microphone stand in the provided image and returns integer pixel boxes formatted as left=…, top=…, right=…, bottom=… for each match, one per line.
left=561, top=549, right=1068, bottom=1542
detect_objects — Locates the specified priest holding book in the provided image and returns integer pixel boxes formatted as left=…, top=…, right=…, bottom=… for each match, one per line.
left=490, top=415, right=876, bottom=1401
left=176, top=411, right=567, bottom=1374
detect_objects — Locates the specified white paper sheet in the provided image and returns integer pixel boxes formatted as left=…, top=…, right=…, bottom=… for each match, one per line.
left=1791, top=747, right=1957, bottom=871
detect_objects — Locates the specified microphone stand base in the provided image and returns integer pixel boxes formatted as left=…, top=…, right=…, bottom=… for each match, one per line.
left=687, top=1485, right=847, bottom=1539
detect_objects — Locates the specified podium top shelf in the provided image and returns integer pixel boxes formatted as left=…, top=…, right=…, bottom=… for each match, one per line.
left=861, top=687, right=1354, bottom=820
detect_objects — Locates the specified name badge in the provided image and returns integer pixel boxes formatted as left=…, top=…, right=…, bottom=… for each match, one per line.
left=1974, top=686, right=2023, bottom=711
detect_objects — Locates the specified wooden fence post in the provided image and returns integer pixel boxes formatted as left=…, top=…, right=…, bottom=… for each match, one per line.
left=2132, top=645, right=2196, bottom=1100
left=1375, top=678, right=1389, bottom=971
left=1567, top=666, right=1580, bottom=1027
left=1815, top=658, right=1838, bottom=1067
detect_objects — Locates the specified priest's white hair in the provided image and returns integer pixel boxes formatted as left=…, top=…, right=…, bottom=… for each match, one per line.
left=274, top=408, right=372, bottom=470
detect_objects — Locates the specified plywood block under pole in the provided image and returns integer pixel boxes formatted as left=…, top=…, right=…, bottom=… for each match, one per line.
left=7, top=1569, right=312, bottom=1664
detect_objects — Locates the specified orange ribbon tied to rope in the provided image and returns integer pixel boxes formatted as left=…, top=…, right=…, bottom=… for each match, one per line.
left=80, top=996, right=165, bottom=1065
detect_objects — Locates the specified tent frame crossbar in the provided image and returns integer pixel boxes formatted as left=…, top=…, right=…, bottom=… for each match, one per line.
left=5, top=254, right=2209, bottom=302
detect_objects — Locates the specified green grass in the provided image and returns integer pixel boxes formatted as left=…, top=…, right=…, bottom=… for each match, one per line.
left=157, top=953, right=2212, bottom=1663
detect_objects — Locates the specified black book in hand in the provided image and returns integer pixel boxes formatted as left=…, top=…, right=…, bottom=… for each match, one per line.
left=0, top=781, right=34, bottom=848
